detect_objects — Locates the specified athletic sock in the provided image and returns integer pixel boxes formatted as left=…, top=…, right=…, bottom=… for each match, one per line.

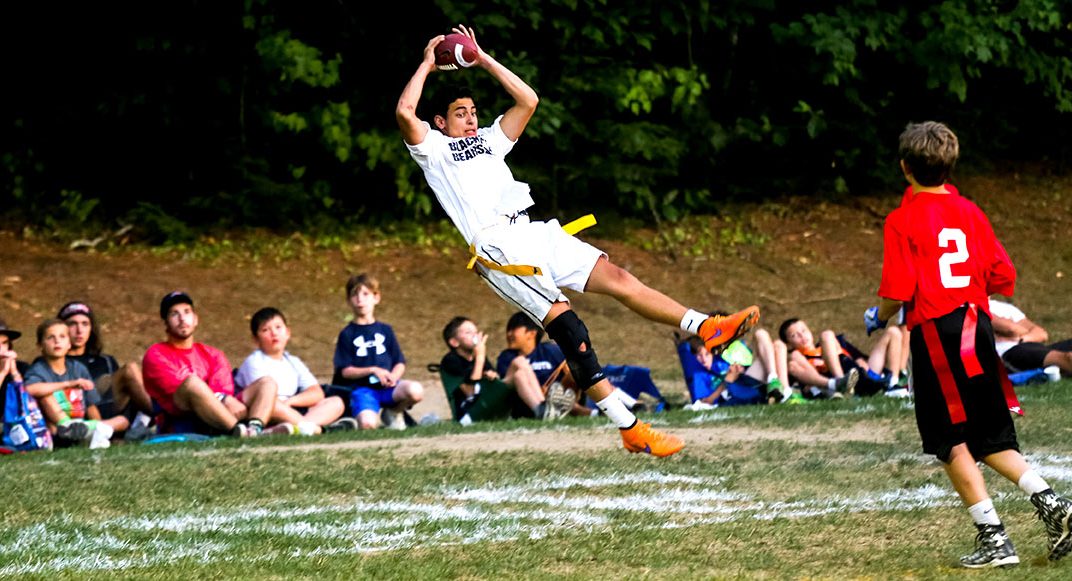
left=595, top=393, right=637, bottom=428
left=613, top=388, right=637, bottom=408
left=826, top=378, right=838, bottom=392
left=534, top=402, right=548, bottom=419
left=1018, top=470, right=1050, bottom=495
left=968, top=498, right=1002, bottom=526
left=679, top=309, right=708, bottom=334
left=132, top=412, right=151, bottom=428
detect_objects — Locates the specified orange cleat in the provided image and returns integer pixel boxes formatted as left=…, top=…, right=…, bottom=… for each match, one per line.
left=697, top=305, right=761, bottom=353
left=621, top=421, right=685, bottom=457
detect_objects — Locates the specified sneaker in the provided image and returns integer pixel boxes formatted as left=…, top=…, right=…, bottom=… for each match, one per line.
left=683, top=400, right=716, bottom=411
left=1031, top=490, right=1072, bottom=560
left=546, top=382, right=575, bottom=419
left=55, top=420, right=90, bottom=443
left=834, top=368, right=859, bottom=396
left=885, top=386, right=911, bottom=399
left=230, top=422, right=254, bottom=438
left=959, top=524, right=1020, bottom=568
left=124, top=416, right=153, bottom=442
left=620, top=421, right=685, bottom=457
left=324, top=417, right=358, bottom=432
left=766, top=378, right=789, bottom=404
left=262, top=422, right=299, bottom=436
left=89, top=423, right=114, bottom=450
left=697, top=306, right=761, bottom=353
left=785, top=391, right=808, bottom=405
left=381, top=407, right=407, bottom=431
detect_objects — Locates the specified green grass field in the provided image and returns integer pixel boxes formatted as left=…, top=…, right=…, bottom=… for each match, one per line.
left=5, top=382, right=1072, bottom=579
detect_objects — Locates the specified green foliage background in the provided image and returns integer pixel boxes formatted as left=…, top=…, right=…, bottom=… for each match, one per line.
left=2, top=1, right=1070, bottom=241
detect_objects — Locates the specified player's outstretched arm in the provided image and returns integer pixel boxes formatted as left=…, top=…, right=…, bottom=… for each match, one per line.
left=453, top=24, right=538, bottom=141
left=396, top=35, right=444, bottom=146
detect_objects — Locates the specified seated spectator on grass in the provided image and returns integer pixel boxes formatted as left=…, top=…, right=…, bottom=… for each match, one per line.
left=989, top=297, right=1072, bottom=378
left=684, top=326, right=793, bottom=407
left=58, top=301, right=154, bottom=441
left=0, top=318, right=29, bottom=389
left=142, top=291, right=265, bottom=437
left=23, top=319, right=112, bottom=448
left=496, top=311, right=590, bottom=416
left=331, top=273, right=423, bottom=431
left=779, top=317, right=906, bottom=399
left=235, top=307, right=355, bottom=436
left=784, top=319, right=866, bottom=400
left=441, top=316, right=570, bottom=423
left=1, top=318, right=51, bottom=451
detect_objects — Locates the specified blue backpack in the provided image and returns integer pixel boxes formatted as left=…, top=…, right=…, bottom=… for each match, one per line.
left=3, top=379, right=53, bottom=452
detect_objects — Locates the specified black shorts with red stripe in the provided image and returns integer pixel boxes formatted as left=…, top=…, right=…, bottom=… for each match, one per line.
left=910, top=304, right=1019, bottom=463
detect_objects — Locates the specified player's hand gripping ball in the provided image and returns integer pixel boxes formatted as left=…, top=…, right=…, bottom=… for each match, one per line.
left=435, top=33, right=478, bottom=70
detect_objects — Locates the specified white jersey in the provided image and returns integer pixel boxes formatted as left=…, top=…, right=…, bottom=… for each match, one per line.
left=406, top=116, right=535, bottom=244
left=235, top=349, right=319, bottom=400
left=988, top=299, right=1026, bottom=356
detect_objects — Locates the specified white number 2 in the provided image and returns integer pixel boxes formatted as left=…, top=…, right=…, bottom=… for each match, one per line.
left=938, top=228, right=970, bottom=288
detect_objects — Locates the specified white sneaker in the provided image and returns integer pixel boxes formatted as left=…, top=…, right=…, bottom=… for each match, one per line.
left=262, top=422, right=299, bottom=436
left=296, top=421, right=319, bottom=436
left=684, top=400, right=716, bottom=411
left=89, top=423, right=114, bottom=449
left=885, top=387, right=911, bottom=398
left=381, top=407, right=407, bottom=431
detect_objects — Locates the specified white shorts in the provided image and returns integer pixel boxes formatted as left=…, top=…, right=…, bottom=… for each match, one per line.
left=471, top=219, right=605, bottom=324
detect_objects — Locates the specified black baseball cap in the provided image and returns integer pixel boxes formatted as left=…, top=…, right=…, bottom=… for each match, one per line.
left=160, top=291, right=194, bottom=319
left=0, top=317, right=21, bottom=341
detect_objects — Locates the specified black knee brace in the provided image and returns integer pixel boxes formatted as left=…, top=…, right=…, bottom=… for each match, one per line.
left=545, top=310, right=605, bottom=390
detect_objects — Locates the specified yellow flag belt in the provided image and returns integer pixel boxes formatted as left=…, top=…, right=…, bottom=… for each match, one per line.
left=466, top=214, right=597, bottom=276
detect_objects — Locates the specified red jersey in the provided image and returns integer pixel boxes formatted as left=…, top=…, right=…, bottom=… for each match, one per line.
left=142, top=342, right=235, bottom=415
left=879, top=190, right=1015, bottom=329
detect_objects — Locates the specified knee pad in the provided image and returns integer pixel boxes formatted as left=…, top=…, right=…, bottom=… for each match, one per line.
left=545, top=310, right=605, bottom=390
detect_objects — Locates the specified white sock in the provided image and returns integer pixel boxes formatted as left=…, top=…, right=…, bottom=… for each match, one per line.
left=297, top=421, right=318, bottom=436
left=1018, top=470, right=1050, bottom=495
left=614, top=388, right=638, bottom=408
left=968, top=498, right=1001, bottom=526
left=767, top=372, right=778, bottom=384
left=827, top=377, right=838, bottom=391
left=679, top=309, right=708, bottom=334
left=595, top=393, right=637, bottom=428
left=132, top=412, right=151, bottom=427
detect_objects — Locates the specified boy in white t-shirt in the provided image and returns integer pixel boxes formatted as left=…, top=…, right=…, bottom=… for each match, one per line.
left=235, top=307, right=355, bottom=435
left=396, top=25, right=761, bottom=457
left=989, top=298, right=1072, bottom=377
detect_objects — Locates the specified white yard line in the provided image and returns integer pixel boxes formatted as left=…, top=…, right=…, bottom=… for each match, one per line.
left=11, top=453, right=1072, bottom=575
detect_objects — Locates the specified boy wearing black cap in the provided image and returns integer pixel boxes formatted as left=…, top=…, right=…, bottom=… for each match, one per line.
left=142, top=291, right=268, bottom=437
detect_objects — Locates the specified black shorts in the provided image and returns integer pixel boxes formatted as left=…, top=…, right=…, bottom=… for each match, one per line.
left=1002, top=339, right=1072, bottom=372
left=911, top=305, right=1019, bottom=463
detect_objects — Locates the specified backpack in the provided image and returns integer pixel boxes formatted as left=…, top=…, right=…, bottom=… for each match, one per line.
left=3, top=379, right=53, bottom=452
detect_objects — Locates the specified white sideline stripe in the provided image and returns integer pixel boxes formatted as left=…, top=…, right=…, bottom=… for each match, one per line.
left=7, top=454, right=1072, bottom=575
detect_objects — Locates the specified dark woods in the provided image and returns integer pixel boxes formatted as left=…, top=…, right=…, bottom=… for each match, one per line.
left=2, top=1, right=1070, bottom=241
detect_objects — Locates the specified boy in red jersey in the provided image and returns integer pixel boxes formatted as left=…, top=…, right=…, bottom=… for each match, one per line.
left=866, top=121, right=1072, bottom=568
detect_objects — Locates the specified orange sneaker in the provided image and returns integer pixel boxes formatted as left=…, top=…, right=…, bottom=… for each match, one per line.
left=621, top=421, right=685, bottom=457
left=697, top=305, right=761, bottom=353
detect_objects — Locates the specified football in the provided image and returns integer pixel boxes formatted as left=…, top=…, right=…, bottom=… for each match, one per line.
left=435, top=33, right=478, bottom=71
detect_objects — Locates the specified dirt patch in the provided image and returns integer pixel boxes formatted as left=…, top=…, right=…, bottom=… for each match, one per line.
left=188, top=422, right=894, bottom=459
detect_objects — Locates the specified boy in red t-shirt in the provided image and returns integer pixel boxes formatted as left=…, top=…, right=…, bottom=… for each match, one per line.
left=866, top=121, right=1072, bottom=568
